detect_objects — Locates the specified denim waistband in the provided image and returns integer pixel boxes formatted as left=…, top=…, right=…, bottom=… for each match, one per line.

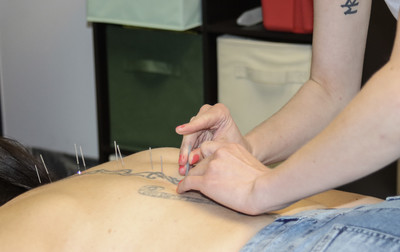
left=386, top=195, right=400, bottom=201
left=241, top=195, right=400, bottom=252
left=282, top=194, right=400, bottom=221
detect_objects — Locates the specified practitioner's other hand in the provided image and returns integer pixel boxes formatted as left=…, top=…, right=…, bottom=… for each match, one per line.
left=176, top=103, right=250, bottom=175
left=176, top=142, right=270, bottom=215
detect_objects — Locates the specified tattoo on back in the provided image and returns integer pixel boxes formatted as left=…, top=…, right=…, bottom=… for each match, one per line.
left=341, top=0, right=359, bottom=15
left=139, top=185, right=216, bottom=205
left=83, top=169, right=216, bottom=205
left=84, top=169, right=180, bottom=185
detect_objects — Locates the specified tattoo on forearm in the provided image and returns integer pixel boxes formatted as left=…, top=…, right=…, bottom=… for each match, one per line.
left=341, top=0, right=359, bottom=15
left=83, top=169, right=180, bottom=185
left=139, top=185, right=216, bottom=205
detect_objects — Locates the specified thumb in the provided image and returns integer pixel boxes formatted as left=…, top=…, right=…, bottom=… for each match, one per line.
left=176, top=176, right=203, bottom=194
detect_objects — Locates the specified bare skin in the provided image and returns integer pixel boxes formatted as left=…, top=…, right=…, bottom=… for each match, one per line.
left=0, top=148, right=381, bottom=251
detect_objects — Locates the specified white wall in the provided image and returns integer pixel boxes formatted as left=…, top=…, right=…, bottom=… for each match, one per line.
left=0, top=0, right=99, bottom=158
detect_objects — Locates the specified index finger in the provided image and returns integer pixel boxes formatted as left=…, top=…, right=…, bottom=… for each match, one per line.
left=175, top=104, right=228, bottom=136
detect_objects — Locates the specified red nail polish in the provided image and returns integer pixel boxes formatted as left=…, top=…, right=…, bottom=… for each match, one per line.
left=179, top=165, right=185, bottom=174
left=191, top=154, right=200, bottom=165
left=178, top=155, right=183, bottom=164
left=176, top=124, right=186, bottom=131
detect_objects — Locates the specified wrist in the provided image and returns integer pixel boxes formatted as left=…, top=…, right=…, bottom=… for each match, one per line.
left=243, top=133, right=259, bottom=159
left=241, top=136, right=253, bottom=156
left=250, top=169, right=297, bottom=214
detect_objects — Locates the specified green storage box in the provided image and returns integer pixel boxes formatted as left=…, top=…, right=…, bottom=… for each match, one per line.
left=107, top=25, right=203, bottom=152
left=87, top=0, right=202, bottom=31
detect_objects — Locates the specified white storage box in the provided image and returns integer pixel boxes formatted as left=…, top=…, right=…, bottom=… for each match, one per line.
left=218, top=35, right=312, bottom=134
left=87, top=0, right=202, bottom=31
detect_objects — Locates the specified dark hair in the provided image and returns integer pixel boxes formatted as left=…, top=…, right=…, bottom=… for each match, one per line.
left=0, top=137, right=51, bottom=205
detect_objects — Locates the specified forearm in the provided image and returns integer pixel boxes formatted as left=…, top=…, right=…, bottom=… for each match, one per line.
left=246, top=0, right=371, bottom=165
left=254, top=59, right=400, bottom=212
left=245, top=78, right=349, bottom=164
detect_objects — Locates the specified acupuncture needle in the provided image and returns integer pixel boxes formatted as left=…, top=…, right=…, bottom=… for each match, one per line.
left=34, top=165, right=42, bottom=184
left=79, top=146, right=87, bottom=171
left=40, top=154, right=52, bottom=183
left=114, top=141, right=119, bottom=162
left=185, top=145, right=192, bottom=176
left=117, top=144, right=124, bottom=166
left=74, top=144, right=81, bottom=174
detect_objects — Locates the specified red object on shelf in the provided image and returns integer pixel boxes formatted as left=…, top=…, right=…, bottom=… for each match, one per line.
left=261, top=0, right=313, bottom=34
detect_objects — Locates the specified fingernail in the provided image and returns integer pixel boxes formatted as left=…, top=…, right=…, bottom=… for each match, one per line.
left=176, top=124, right=186, bottom=131
left=179, top=165, right=185, bottom=174
left=178, top=155, right=184, bottom=164
left=190, top=154, right=200, bottom=165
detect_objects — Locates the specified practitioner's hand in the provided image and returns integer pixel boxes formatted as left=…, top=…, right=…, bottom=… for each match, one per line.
left=175, top=103, right=250, bottom=175
left=176, top=142, right=270, bottom=215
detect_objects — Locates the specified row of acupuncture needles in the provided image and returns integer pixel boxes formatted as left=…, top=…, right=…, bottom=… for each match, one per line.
left=34, top=144, right=89, bottom=185
left=113, top=143, right=166, bottom=173
left=33, top=142, right=113, bottom=185
left=112, top=144, right=166, bottom=173
left=33, top=142, right=172, bottom=184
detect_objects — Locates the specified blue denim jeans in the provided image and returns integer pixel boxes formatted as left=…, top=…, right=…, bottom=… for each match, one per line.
left=241, top=196, right=400, bottom=252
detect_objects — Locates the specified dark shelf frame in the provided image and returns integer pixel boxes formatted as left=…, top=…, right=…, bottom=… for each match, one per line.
left=93, top=23, right=112, bottom=163
left=206, top=21, right=312, bottom=43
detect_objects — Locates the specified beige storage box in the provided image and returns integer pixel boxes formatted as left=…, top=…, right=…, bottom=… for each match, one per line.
left=217, top=35, right=312, bottom=134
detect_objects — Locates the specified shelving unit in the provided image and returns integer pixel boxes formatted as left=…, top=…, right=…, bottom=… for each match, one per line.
left=93, top=0, right=312, bottom=162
